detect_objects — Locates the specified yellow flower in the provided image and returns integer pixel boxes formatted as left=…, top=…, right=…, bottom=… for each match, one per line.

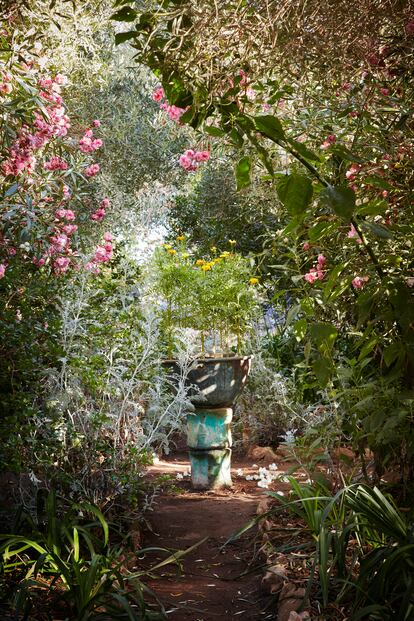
left=212, top=258, right=221, bottom=264
left=201, top=263, right=212, bottom=271
left=210, top=246, right=217, bottom=253
left=182, top=252, right=190, bottom=259
left=176, top=235, right=185, bottom=241
left=220, top=251, right=230, bottom=258
left=196, top=259, right=205, bottom=266
left=167, top=248, right=176, bottom=255
left=249, top=277, right=259, bottom=285
left=163, top=243, right=172, bottom=250
left=228, top=239, right=237, bottom=245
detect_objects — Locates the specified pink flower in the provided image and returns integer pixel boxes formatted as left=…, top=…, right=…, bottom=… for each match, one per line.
left=7, top=247, right=16, bottom=256
left=91, top=208, right=106, bottom=222
left=305, top=272, right=317, bottom=284
left=0, top=82, right=13, bottom=94
left=85, top=163, right=100, bottom=177
left=92, top=138, right=103, bottom=150
left=302, top=242, right=310, bottom=251
left=54, top=73, right=67, bottom=85
left=380, top=87, right=390, bottom=96
left=262, top=103, right=271, bottom=111
left=103, top=232, right=113, bottom=241
left=321, top=140, right=331, bottom=150
left=317, top=254, right=327, bottom=266
left=352, top=276, right=369, bottom=289
left=100, top=197, right=110, bottom=209
left=55, top=208, right=75, bottom=221
left=94, top=246, right=109, bottom=262
left=92, top=119, right=101, bottom=128
left=2, top=72, right=12, bottom=83
left=194, top=150, right=210, bottom=162
left=0, top=263, right=6, bottom=278
left=152, top=87, right=165, bottom=102
left=179, top=154, right=193, bottom=170
left=62, top=224, right=78, bottom=235
left=347, top=224, right=362, bottom=244
left=44, top=156, right=68, bottom=171
left=317, top=270, right=325, bottom=280
left=54, top=256, right=70, bottom=274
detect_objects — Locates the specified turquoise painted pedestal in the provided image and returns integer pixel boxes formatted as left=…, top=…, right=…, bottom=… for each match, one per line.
left=187, top=408, right=233, bottom=489
left=163, top=356, right=252, bottom=490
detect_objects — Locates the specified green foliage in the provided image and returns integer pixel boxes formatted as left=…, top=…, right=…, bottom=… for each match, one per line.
left=268, top=481, right=414, bottom=618
left=149, top=240, right=261, bottom=355
left=0, top=490, right=171, bottom=620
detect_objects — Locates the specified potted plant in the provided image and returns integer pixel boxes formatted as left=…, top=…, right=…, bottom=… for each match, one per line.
left=149, top=237, right=261, bottom=489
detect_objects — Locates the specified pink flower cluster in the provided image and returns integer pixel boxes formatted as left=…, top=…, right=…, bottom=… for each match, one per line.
left=39, top=75, right=65, bottom=106
left=85, top=163, right=100, bottom=178
left=86, top=232, right=113, bottom=273
left=91, top=198, right=110, bottom=222
left=44, top=156, right=68, bottom=171
left=304, top=254, right=327, bottom=284
left=179, top=149, right=210, bottom=172
left=79, top=127, right=103, bottom=154
left=2, top=75, right=70, bottom=177
left=55, top=208, right=75, bottom=221
left=152, top=86, right=187, bottom=122
left=0, top=263, right=6, bottom=278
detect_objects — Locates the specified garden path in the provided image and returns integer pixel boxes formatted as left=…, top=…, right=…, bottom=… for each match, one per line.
left=142, top=453, right=278, bottom=620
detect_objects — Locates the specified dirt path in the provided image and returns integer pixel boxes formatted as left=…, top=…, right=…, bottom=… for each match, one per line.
left=141, top=454, right=276, bottom=620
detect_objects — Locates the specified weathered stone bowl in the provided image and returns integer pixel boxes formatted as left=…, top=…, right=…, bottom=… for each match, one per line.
left=162, top=355, right=252, bottom=407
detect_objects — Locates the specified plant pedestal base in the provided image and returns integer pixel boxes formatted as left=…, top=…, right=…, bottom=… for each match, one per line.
left=187, top=407, right=233, bottom=490
left=189, top=448, right=232, bottom=489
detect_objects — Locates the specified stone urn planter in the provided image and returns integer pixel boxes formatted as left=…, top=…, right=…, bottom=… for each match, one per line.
left=163, top=356, right=252, bottom=489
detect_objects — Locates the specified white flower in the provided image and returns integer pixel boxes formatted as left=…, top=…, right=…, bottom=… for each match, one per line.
left=236, top=468, right=244, bottom=476
left=245, top=475, right=253, bottom=481
left=253, top=464, right=258, bottom=468
left=269, top=463, right=278, bottom=471
left=176, top=473, right=184, bottom=480
left=275, top=491, right=285, bottom=497
left=257, top=480, right=269, bottom=488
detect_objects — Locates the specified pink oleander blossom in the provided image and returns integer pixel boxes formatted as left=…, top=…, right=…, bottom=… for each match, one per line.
left=303, top=242, right=310, bottom=251
left=0, top=264, right=6, bottom=278
left=85, top=163, right=100, bottom=177
left=44, top=156, right=68, bottom=171
left=54, top=256, right=70, bottom=274
left=352, top=276, right=369, bottom=289
left=152, top=87, right=165, bottom=102
left=103, top=232, right=113, bottom=241
left=62, top=224, right=78, bottom=235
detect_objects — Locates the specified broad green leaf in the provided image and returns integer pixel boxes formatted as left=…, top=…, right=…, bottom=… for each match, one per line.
left=235, top=156, right=251, bottom=190
left=361, top=221, right=393, bottom=239
left=254, top=114, right=285, bottom=142
left=277, top=174, right=313, bottom=216
left=320, top=185, right=355, bottom=220
left=287, top=138, right=321, bottom=162
left=204, top=125, right=226, bottom=137
left=293, top=319, right=307, bottom=342
left=312, top=355, right=333, bottom=386
left=115, top=31, right=136, bottom=45
left=310, top=322, right=338, bottom=349
left=383, top=342, right=402, bottom=367
left=356, top=199, right=388, bottom=216
left=111, top=6, right=137, bottom=21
